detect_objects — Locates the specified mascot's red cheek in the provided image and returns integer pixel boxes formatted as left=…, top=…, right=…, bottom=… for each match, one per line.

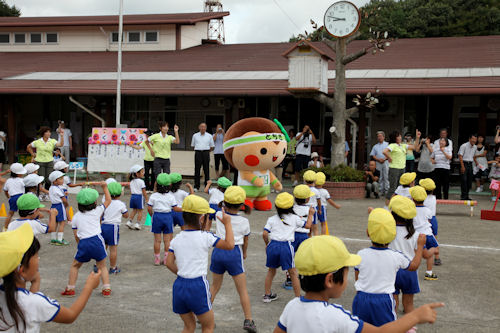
left=244, top=155, right=260, bottom=167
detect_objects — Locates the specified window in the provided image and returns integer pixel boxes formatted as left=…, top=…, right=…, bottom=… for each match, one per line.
left=30, top=33, right=42, bottom=43
left=14, top=33, right=25, bottom=43
left=0, top=33, right=9, bottom=43
left=128, top=31, right=140, bottom=43
left=144, top=31, right=158, bottom=42
left=46, top=33, right=58, bottom=43
left=111, top=32, right=119, bottom=43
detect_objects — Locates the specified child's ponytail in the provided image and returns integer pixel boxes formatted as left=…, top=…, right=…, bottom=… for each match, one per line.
left=276, top=207, right=294, bottom=225
left=392, top=212, right=415, bottom=239
left=128, top=172, right=136, bottom=182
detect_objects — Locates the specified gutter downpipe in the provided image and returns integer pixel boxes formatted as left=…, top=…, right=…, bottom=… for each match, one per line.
left=69, top=96, right=106, bottom=127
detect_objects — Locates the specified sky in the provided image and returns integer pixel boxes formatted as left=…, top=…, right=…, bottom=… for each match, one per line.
left=6, top=0, right=370, bottom=44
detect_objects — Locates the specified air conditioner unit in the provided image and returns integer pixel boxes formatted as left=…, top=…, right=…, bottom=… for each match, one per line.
left=375, top=97, right=400, bottom=116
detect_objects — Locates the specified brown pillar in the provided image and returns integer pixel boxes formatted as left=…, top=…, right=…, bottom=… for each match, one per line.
left=105, top=98, right=115, bottom=127
left=6, top=97, right=16, bottom=164
left=175, top=24, right=181, bottom=50
left=478, top=96, right=487, bottom=137
left=358, top=108, right=366, bottom=169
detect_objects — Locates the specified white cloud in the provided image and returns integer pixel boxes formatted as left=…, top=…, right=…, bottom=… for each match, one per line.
left=5, top=0, right=369, bottom=43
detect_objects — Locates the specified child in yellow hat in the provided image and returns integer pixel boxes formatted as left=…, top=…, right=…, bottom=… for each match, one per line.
left=209, top=186, right=257, bottom=332
left=420, top=178, right=441, bottom=265
left=410, top=186, right=440, bottom=281
left=302, top=170, right=322, bottom=235
left=262, top=192, right=313, bottom=302
left=315, top=172, right=341, bottom=235
left=273, top=235, right=444, bottom=333
left=0, top=224, right=102, bottom=331
left=395, top=172, right=416, bottom=199
left=166, top=195, right=235, bottom=333
left=352, top=208, right=424, bottom=327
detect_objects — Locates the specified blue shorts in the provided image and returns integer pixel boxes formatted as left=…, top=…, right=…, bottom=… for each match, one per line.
left=8, top=194, right=22, bottom=212
left=425, top=234, right=439, bottom=249
left=210, top=245, right=245, bottom=276
left=430, top=216, right=438, bottom=236
left=317, top=206, right=327, bottom=223
left=151, top=212, right=173, bottom=234
left=292, top=232, right=309, bottom=253
left=130, top=194, right=144, bottom=209
left=51, top=203, right=67, bottom=222
left=75, top=235, right=107, bottom=263
left=172, top=211, right=185, bottom=227
left=394, top=269, right=420, bottom=295
left=311, top=208, right=318, bottom=224
left=266, top=240, right=294, bottom=271
left=101, top=224, right=119, bottom=246
left=172, top=276, right=212, bottom=315
left=209, top=203, right=221, bottom=221
left=352, top=291, right=396, bottom=327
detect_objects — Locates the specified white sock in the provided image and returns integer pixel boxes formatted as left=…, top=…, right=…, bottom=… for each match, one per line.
left=426, top=270, right=432, bottom=275
left=51, top=232, right=57, bottom=240
left=57, top=232, right=64, bottom=241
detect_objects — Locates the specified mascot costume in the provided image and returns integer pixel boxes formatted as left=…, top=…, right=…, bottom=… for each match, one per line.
left=223, top=117, right=289, bottom=211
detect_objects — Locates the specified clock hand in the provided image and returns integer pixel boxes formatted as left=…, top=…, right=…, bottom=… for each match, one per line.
left=327, top=15, right=346, bottom=21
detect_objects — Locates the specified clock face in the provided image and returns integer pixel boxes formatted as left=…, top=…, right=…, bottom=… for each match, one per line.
left=324, top=1, right=361, bottom=38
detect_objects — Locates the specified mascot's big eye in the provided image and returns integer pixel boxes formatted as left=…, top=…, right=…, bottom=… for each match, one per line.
left=260, top=148, right=267, bottom=155
left=283, top=148, right=286, bottom=155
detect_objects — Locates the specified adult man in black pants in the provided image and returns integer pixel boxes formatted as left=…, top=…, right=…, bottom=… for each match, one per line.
left=458, top=134, right=477, bottom=200
left=191, top=123, right=214, bottom=191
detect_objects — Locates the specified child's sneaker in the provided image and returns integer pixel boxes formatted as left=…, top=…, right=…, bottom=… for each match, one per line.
left=434, top=258, right=442, bottom=266
left=243, top=319, right=257, bottom=333
left=282, top=279, right=293, bottom=290
left=133, top=222, right=141, bottom=230
left=50, top=239, right=58, bottom=245
left=126, top=220, right=134, bottom=229
left=58, top=239, right=70, bottom=246
left=424, top=272, right=438, bottom=280
left=492, top=196, right=497, bottom=202
left=102, top=288, right=112, bottom=298
left=262, top=293, right=278, bottom=303
left=109, top=266, right=121, bottom=274
left=61, top=288, right=75, bottom=297
left=154, top=256, right=161, bottom=266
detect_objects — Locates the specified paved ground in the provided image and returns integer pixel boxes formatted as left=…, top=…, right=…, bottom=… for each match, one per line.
left=1, top=184, right=499, bottom=332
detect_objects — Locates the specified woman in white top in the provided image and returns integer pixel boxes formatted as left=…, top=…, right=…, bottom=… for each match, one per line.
left=473, top=135, right=488, bottom=192
left=430, top=138, right=452, bottom=199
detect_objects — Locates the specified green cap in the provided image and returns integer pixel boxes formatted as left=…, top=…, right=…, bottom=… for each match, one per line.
left=17, top=194, right=45, bottom=210
left=77, top=188, right=99, bottom=205
left=217, top=177, right=232, bottom=188
left=108, top=182, right=122, bottom=196
left=170, top=172, right=182, bottom=184
left=157, top=173, right=171, bottom=186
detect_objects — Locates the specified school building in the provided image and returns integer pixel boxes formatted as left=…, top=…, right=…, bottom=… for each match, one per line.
left=0, top=11, right=499, bottom=167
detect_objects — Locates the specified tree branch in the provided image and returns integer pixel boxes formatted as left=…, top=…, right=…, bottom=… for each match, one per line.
left=312, top=93, right=335, bottom=110
left=322, top=37, right=336, bottom=53
left=345, top=31, right=361, bottom=45
left=342, top=46, right=372, bottom=65
left=346, top=106, right=359, bottom=116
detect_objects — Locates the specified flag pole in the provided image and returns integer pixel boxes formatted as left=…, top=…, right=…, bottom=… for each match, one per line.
left=116, top=0, right=124, bottom=126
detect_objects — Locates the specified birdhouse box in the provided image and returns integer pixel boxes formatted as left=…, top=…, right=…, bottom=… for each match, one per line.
left=282, top=40, right=332, bottom=94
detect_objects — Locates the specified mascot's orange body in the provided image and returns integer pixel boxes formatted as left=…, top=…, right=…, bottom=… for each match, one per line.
left=223, top=118, right=287, bottom=211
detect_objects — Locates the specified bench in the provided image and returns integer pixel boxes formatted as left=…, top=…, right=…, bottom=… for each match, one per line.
left=436, top=199, right=478, bottom=217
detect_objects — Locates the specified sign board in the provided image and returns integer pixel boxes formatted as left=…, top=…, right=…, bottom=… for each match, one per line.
left=69, top=162, right=84, bottom=170
left=87, top=127, right=146, bottom=173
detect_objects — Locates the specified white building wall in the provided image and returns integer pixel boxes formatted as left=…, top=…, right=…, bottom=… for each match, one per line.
left=180, top=22, right=208, bottom=49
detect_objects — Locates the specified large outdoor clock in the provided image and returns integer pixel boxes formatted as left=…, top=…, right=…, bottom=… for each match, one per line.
left=324, top=1, right=361, bottom=38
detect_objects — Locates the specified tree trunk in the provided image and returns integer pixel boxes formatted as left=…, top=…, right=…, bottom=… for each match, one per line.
left=331, top=38, right=348, bottom=167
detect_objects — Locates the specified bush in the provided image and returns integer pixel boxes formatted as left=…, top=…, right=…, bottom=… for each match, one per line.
left=301, top=164, right=365, bottom=182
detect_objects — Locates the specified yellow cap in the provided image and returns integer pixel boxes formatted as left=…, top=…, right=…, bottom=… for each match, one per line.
left=224, top=186, right=246, bottom=205
left=293, top=184, right=315, bottom=199
left=399, top=172, right=416, bottom=185
left=303, top=170, right=317, bottom=182
left=182, top=195, right=215, bottom=214
left=410, top=185, right=427, bottom=202
left=315, top=172, right=326, bottom=185
left=367, top=208, right=396, bottom=244
left=419, top=178, right=436, bottom=191
left=275, top=192, right=294, bottom=209
left=295, top=235, right=361, bottom=276
left=0, top=223, right=34, bottom=278
left=388, top=195, right=417, bottom=219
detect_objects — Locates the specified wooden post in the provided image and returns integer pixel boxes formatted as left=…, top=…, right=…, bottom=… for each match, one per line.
left=358, top=108, right=366, bottom=168
left=6, top=97, right=15, bottom=164
left=478, top=96, right=487, bottom=136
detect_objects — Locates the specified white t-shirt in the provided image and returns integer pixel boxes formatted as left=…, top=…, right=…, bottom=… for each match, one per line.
left=395, top=186, right=411, bottom=199
left=354, top=247, right=410, bottom=294
left=0, top=131, right=6, bottom=150
left=57, top=128, right=72, bottom=147
left=308, top=186, right=321, bottom=208
left=172, top=189, right=189, bottom=206
left=458, top=142, right=477, bottom=162
left=318, top=188, right=330, bottom=206
left=293, top=204, right=311, bottom=234
left=413, top=206, right=433, bottom=236
left=278, top=296, right=363, bottom=333
left=264, top=214, right=305, bottom=242
left=433, top=138, right=453, bottom=151
left=215, top=211, right=250, bottom=246
left=208, top=188, right=225, bottom=205
left=308, top=160, right=322, bottom=168
left=390, top=226, right=420, bottom=260
left=191, top=132, right=215, bottom=151
left=295, top=133, right=313, bottom=156
left=424, top=194, right=437, bottom=216
left=7, top=219, right=48, bottom=235
left=3, top=178, right=25, bottom=196
left=0, top=287, right=60, bottom=333
left=62, top=176, right=72, bottom=191
left=130, top=178, right=146, bottom=195
left=49, top=185, right=65, bottom=204
left=72, top=205, right=105, bottom=240
left=148, top=192, right=177, bottom=213
left=102, top=200, right=128, bottom=225
left=169, top=230, right=220, bottom=278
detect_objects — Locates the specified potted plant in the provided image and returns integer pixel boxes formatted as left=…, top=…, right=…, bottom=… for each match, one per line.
left=302, top=164, right=366, bottom=199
